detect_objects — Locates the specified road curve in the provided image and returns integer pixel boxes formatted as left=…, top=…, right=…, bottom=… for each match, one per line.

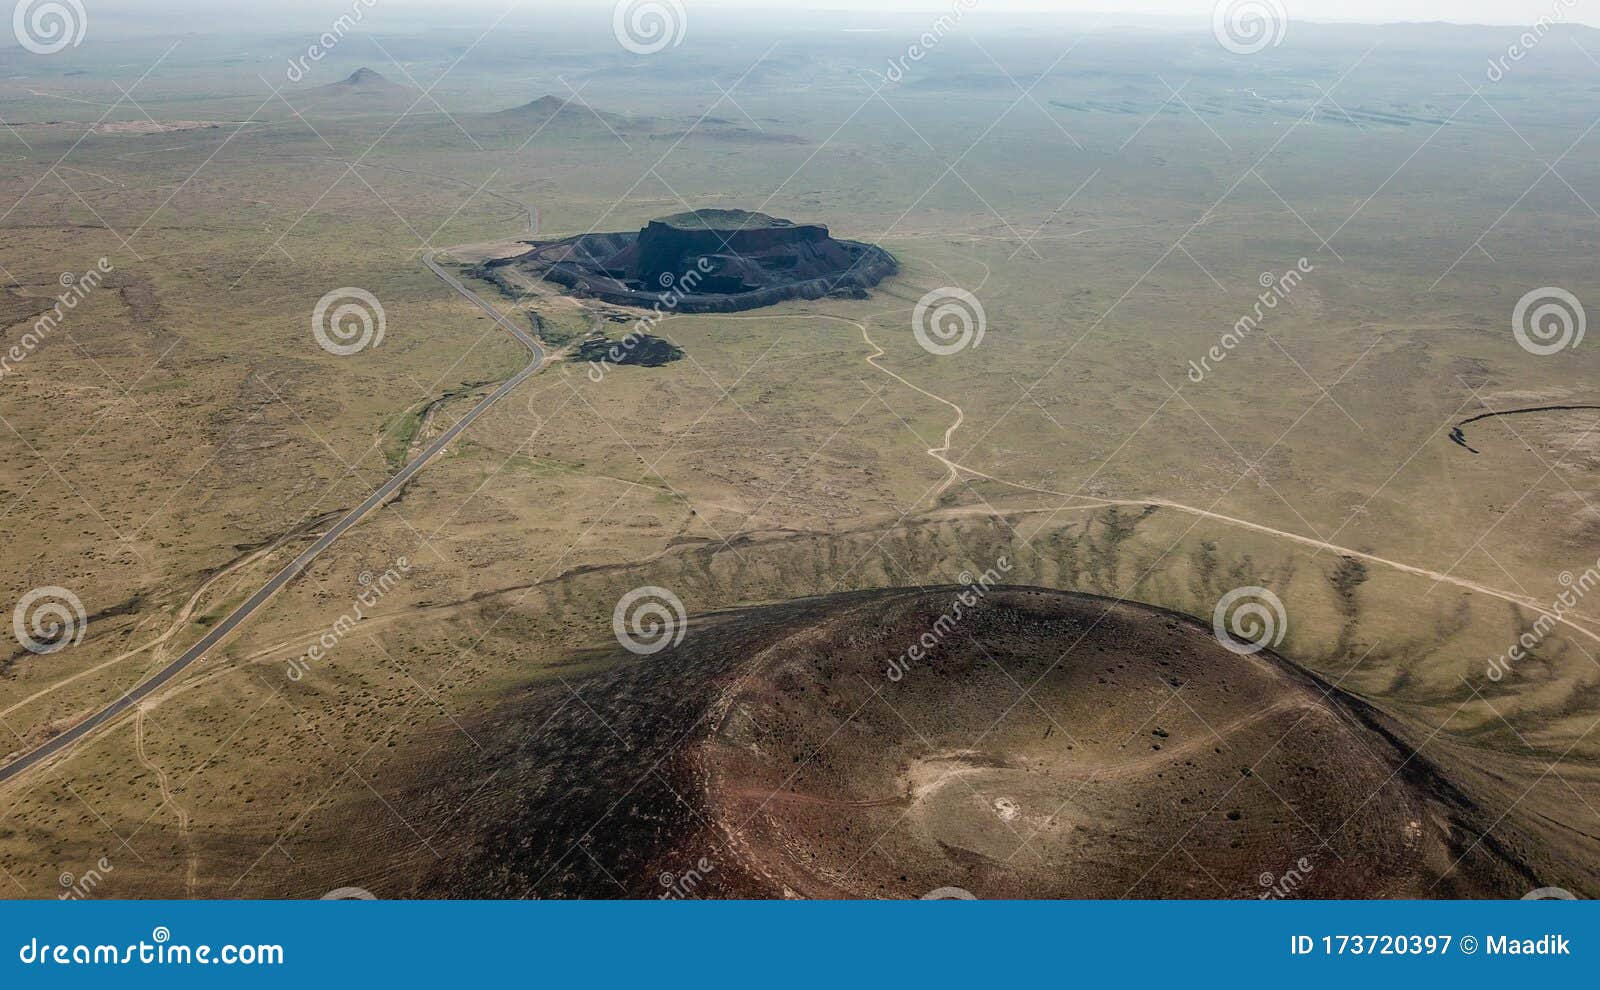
left=0, top=250, right=544, bottom=786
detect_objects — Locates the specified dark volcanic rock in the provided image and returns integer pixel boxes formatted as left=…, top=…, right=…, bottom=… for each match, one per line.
left=576, top=332, right=684, bottom=369
left=634, top=210, right=830, bottom=285
left=499, top=208, right=896, bottom=313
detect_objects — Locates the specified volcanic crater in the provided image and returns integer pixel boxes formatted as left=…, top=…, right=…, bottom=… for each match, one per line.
left=691, top=589, right=1480, bottom=898
left=407, top=587, right=1529, bottom=899
left=497, top=208, right=897, bottom=312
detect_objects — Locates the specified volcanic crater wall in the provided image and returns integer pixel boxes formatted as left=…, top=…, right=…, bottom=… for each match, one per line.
left=634, top=217, right=830, bottom=283
left=499, top=209, right=897, bottom=313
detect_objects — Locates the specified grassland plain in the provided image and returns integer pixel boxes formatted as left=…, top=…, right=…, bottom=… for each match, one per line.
left=1, top=18, right=1599, bottom=898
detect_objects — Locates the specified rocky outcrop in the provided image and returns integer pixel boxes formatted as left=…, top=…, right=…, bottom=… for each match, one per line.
left=634, top=212, right=830, bottom=284
left=498, top=209, right=896, bottom=313
left=575, top=332, right=684, bottom=369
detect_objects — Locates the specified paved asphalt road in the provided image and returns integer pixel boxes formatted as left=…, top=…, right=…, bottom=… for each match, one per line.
left=0, top=250, right=544, bottom=785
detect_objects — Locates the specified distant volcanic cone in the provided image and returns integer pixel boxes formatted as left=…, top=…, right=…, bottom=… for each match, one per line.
left=298, top=67, right=414, bottom=103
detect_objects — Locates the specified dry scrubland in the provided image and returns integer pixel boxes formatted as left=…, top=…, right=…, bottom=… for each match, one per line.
left=0, top=23, right=1598, bottom=898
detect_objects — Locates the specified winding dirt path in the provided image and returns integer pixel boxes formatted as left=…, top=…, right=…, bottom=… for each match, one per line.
left=827, top=313, right=1600, bottom=648
left=134, top=705, right=197, bottom=897
left=687, top=304, right=1600, bottom=648
left=856, top=321, right=966, bottom=498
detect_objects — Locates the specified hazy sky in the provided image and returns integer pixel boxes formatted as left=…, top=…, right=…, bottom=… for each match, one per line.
left=88, top=0, right=1600, bottom=30
left=687, top=0, right=1593, bottom=23
left=436, top=0, right=1596, bottom=28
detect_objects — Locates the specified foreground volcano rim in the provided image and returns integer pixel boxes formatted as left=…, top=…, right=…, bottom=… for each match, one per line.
left=397, top=585, right=1538, bottom=900
left=689, top=587, right=1511, bottom=899
left=498, top=207, right=897, bottom=313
